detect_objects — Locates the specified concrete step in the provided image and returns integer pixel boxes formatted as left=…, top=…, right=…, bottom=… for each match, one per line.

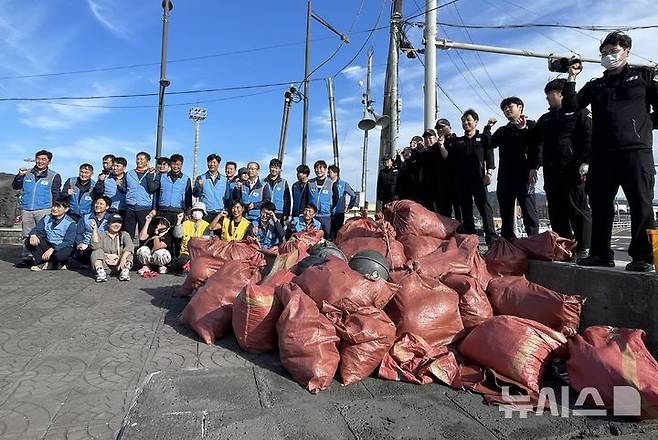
left=0, top=227, right=22, bottom=245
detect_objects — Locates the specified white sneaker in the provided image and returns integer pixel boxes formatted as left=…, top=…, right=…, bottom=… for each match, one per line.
left=119, top=268, right=130, bottom=281
left=30, top=262, right=49, bottom=271
left=95, top=268, right=108, bottom=283
left=158, top=266, right=167, bottom=274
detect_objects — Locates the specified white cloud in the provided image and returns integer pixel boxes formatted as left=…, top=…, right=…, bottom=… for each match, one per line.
left=87, top=0, right=129, bottom=38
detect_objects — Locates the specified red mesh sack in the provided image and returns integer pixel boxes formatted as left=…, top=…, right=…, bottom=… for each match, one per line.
left=486, top=276, right=584, bottom=333
left=398, top=234, right=443, bottom=260
left=232, top=282, right=283, bottom=353
left=386, top=270, right=463, bottom=346
left=383, top=199, right=460, bottom=239
left=180, top=262, right=261, bottom=344
left=294, top=257, right=397, bottom=309
left=484, top=238, right=528, bottom=276
left=441, top=273, right=493, bottom=329
left=276, top=283, right=340, bottom=394
left=378, top=333, right=461, bottom=387
left=335, top=214, right=397, bottom=245
left=323, top=299, right=396, bottom=385
left=512, top=231, right=577, bottom=262
left=413, top=234, right=480, bottom=280
left=458, top=315, right=567, bottom=392
left=338, top=236, right=407, bottom=269
left=290, top=229, right=324, bottom=248
left=177, top=255, right=226, bottom=297
left=567, top=326, right=658, bottom=419
left=277, top=237, right=310, bottom=255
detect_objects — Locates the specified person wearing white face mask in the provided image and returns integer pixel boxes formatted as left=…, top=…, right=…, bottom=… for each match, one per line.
left=170, top=201, right=210, bottom=272
left=563, top=31, right=658, bottom=272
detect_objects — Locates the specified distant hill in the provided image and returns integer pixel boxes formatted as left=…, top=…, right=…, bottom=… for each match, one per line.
left=0, top=172, right=19, bottom=227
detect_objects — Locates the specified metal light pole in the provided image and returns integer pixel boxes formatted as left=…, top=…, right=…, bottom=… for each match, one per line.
left=326, top=77, right=340, bottom=167
left=380, top=0, right=403, bottom=162
left=424, top=0, right=437, bottom=129
left=188, top=107, right=207, bottom=180
left=155, top=0, right=173, bottom=159
left=358, top=48, right=375, bottom=208
left=278, top=86, right=296, bottom=162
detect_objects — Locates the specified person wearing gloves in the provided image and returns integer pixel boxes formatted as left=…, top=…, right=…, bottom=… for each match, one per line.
left=90, top=213, right=134, bottom=282
left=25, top=198, right=77, bottom=271
left=248, top=201, right=285, bottom=249
left=171, top=202, right=210, bottom=271
left=562, top=31, right=658, bottom=272
left=136, top=214, right=173, bottom=274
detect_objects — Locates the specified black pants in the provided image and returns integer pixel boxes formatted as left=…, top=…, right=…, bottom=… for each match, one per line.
left=458, top=179, right=496, bottom=239
left=25, top=239, right=73, bottom=266
left=330, top=213, right=345, bottom=240
left=587, top=149, right=655, bottom=263
left=497, top=179, right=539, bottom=240
left=124, top=208, right=150, bottom=240
left=67, top=247, right=93, bottom=268
left=544, top=169, right=592, bottom=251
left=169, top=254, right=190, bottom=272
left=316, top=215, right=332, bottom=240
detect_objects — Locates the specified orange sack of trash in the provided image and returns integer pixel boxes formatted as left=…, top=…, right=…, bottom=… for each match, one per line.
left=458, top=315, right=567, bottom=393
left=338, top=236, right=407, bottom=270
left=567, top=326, right=658, bottom=420
left=323, top=299, right=397, bottom=386
left=383, top=199, right=460, bottom=239
left=484, top=238, right=528, bottom=277
left=378, top=333, right=462, bottom=387
left=294, top=257, right=397, bottom=309
left=335, top=214, right=397, bottom=245
left=413, top=235, right=480, bottom=279
left=441, top=273, right=493, bottom=330
left=512, top=231, right=577, bottom=262
left=387, top=270, right=463, bottom=346
left=276, top=283, right=340, bottom=394
left=397, top=234, right=444, bottom=261
left=232, top=281, right=283, bottom=353
left=486, top=276, right=584, bottom=333
left=180, top=261, right=261, bottom=345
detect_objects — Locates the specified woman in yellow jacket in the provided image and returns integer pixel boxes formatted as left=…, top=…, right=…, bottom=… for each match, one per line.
left=208, top=200, right=251, bottom=241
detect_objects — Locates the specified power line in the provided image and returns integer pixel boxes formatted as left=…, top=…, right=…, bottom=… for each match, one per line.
left=404, top=0, right=463, bottom=22
left=414, top=53, right=462, bottom=113
left=432, top=21, right=658, bottom=32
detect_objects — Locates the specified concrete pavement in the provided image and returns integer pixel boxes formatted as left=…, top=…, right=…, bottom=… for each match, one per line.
left=0, top=244, right=657, bottom=439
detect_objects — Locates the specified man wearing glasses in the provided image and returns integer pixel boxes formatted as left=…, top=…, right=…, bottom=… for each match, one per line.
left=563, top=31, right=658, bottom=272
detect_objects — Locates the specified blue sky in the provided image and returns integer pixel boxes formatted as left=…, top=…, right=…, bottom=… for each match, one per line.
left=1, top=0, right=657, bottom=200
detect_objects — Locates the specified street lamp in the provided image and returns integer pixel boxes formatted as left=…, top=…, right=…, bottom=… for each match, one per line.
left=189, top=107, right=207, bottom=180
left=155, top=0, right=173, bottom=159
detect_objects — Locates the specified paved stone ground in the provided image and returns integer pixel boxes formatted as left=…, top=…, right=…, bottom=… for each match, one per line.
left=1, top=244, right=657, bottom=440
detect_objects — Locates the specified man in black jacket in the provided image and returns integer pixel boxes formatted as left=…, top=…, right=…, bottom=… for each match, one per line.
left=449, top=109, right=497, bottom=245
left=483, top=97, right=539, bottom=239
left=377, top=155, right=399, bottom=210
left=563, top=31, right=658, bottom=271
left=530, top=79, right=593, bottom=259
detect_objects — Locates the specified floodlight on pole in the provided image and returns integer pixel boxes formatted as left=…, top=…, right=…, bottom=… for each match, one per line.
left=189, top=106, right=207, bottom=180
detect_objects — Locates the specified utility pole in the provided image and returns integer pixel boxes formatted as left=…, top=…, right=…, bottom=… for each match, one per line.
left=326, top=77, right=340, bottom=167
left=380, top=0, right=403, bottom=163
left=188, top=107, right=207, bottom=180
left=155, top=0, right=173, bottom=159
left=424, top=0, right=437, bottom=129
left=301, top=0, right=312, bottom=165
left=278, top=87, right=296, bottom=162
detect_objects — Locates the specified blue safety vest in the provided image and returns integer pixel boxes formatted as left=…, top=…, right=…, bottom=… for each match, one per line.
left=332, top=179, right=354, bottom=215
left=104, top=176, right=127, bottom=210
left=290, top=215, right=321, bottom=233
left=125, top=170, right=153, bottom=209
left=308, top=178, right=333, bottom=217
left=251, top=220, right=281, bottom=249
left=43, top=214, right=76, bottom=246
left=291, top=181, right=306, bottom=217
left=265, top=177, right=287, bottom=215
left=224, top=177, right=239, bottom=209
left=241, top=179, right=265, bottom=221
left=67, top=177, right=95, bottom=218
left=20, top=169, right=58, bottom=211
left=76, top=213, right=109, bottom=245
left=159, top=173, right=189, bottom=210
left=196, top=171, right=227, bottom=213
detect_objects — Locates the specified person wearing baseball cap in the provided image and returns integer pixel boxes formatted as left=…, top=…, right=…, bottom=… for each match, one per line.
left=170, top=201, right=211, bottom=271
left=90, top=212, right=134, bottom=282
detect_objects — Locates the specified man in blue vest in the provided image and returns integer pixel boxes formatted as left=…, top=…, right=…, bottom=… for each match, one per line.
left=224, top=161, right=239, bottom=209
left=25, top=198, right=77, bottom=271
left=308, top=160, right=339, bottom=239
left=68, top=195, right=112, bottom=268
left=291, top=164, right=311, bottom=218
left=101, top=154, right=115, bottom=177
left=62, top=163, right=96, bottom=221
left=327, top=164, right=356, bottom=239
left=97, top=157, right=128, bottom=215
left=238, top=162, right=272, bottom=222
left=248, top=201, right=285, bottom=249
left=124, top=151, right=157, bottom=240
left=12, top=149, right=62, bottom=268
left=287, top=203, right=322, bottom=239
left=193, top=154, right=228, bottom=223
left=264, top=158, right=291, bottom=223
left=148, top=153, right=192, bottom=257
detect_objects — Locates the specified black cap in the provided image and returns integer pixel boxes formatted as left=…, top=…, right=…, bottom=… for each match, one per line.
left=238, top=167, right=248, bottom=175
left=422, top=128, right=437, bottom=137
left=108, top=213, right=123, bottom=224
left=435, top=118, right=451, bottom=128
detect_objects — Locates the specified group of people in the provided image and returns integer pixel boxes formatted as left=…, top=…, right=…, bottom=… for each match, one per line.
left=12, top=149, right=357, bottom=282
left=376, top=31, right=657, bottom=272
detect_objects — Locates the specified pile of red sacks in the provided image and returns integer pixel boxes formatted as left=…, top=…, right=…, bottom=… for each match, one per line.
left=177, top=200, right=658, bottom=417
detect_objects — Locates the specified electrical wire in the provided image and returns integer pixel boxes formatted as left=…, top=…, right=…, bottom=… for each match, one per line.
left=433, top=21, right=658, bottom=32
left=404, top=0, right=463, bottom=22
left=414, top=53, right=462, bottom=113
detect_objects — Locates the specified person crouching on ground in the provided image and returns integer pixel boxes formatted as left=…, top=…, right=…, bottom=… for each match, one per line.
left=170, top=201, right=210, bottom=271
left=208, top=200, right=251, bottom=241
left=25, top=198, right=77, bottom=271
left=248, top=201, right=285, bottom=249
left=136, top=214, right=173, bottom=274
left=90, top=213, right=134, bottom=282
left=286, top=203, right=322, bottom=239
